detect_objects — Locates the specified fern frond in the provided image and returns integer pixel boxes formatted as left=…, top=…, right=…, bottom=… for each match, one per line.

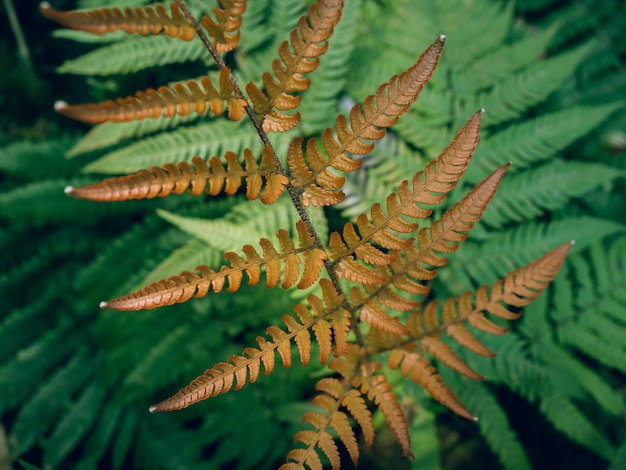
left=246, top=0, right=345, bottom=132
left=328, top=110, right=483, bottom=281
left=482, top=160, right=625, bottom=228
left=149, top=279, right=340, bottom=411
left=349, top=164, right=510, bottom=320
left=374, top=242, right=573, bottom=421
left=56, top=69, right=246, bottom=124
left=82, top=120, right=260, bottom=174
left=101, top=221, right=326, bottom=310
left=66, top=146, right=288, bottom=203
left=283, top=350, right=374, bottom=469
left=353, top=361, right=413, bottom=458
left=201, top=0, right=247, bottom=53
left=57, top=34, right=205, bottom=75
left=478, top=41, right=594, bottom=126
left=288, top=35, right=445, bottom=206
left=388, top=343, right=475, bottom=420
left=39, top=2, right=196, bottom=40
left=466, top=103, right=624, bottom=183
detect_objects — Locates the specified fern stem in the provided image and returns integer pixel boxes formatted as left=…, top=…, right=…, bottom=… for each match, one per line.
left=3, top=0, right=37, bottom=83
left=174, top=0, right=366, bottom=348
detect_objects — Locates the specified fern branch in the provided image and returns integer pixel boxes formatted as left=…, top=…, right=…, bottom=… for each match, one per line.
left=100, top=221, right=326, bottom=311
left=289, top=35, right=446, bottom=207
left=350, top=164, right=511, bottom=330
left=200, top=0, right=246, bottom=53
left=246, top=0, right=345, bottom=132
left=328, top=110, right=483, bottom=281
left=283, top=350, right=373, bottom=469
left=149, top=279, right=340, bottom=411
left=55, top=69, right=246, bottom=124
left=66, top=147, right=288, bottom=204
left=353, top=360, right=414, bottom=458
left=40, top=2, right=196, bottom=40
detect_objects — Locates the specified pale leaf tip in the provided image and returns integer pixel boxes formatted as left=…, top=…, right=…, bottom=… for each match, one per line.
left=480, top=107, right=485, bottom=114
left=99, top=301, right=108, bottom=309
left=54, top=100, right=68, bottom=111
left=40, top=1, right=50, bottom=9
left=473, top=416, right=479, bottom=422
left=149, top=405, right=157, bottom=413
left=439, top=34, right=446, bottom=41
left=64, top=185, right=74, bottom=194
left=569, top=240, right=576, bottom=246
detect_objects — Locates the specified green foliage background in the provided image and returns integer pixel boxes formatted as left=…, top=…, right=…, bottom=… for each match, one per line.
left=0, top=0, right=625, bottom=469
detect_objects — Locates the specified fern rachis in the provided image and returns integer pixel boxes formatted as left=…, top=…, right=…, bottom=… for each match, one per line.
left=42, top=1, right=575, bottom=467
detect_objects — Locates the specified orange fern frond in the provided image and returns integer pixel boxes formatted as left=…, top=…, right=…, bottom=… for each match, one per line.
left=101, top=221, right=326, bottom=311
left=328, top=110, right=484, bottom=281
left=283, top=349, right=373, bottom=470
left=55, top=69, right=246, bottom=124
left=383, top=242, right=574, bottom=419
left=65, top=146, right=287, bottom=204
left=288, top=35, right=445, bottom=207
left=388, top=344, right=475, bottom=420
left=353, top=361, right=413, bottom=458
left=430, top=241, right=574, bottom=334
left=354, top=164, right=511, bottom=314
left=39, top=2, right=195, bottom=40
left=150, top=279, right=341, bottom=412
left=246, top=0, right=345, bottom=132
left=349, top=287, right=409, bottom=336
left=200, top=0, right=247, bottom=52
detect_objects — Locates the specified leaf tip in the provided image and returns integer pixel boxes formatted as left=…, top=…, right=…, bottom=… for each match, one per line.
left=54, top=100, right=68, bottom=112
left=39, top=1, right=50, bottom=10
left=473, top=416, right=479, bottom=422
left=569, top=240, right=576, bottom=246
left=64, top=185, right=74, bottom=195
left=479, top=107, right=485, bottom=114
left=99, top=301, right=108, bottom=309
left=149, top=405, right=158, bottom=413
left=439, top=34, right=446, bottom=41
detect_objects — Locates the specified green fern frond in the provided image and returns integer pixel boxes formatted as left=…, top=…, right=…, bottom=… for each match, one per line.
left=477, top=41, right=595, bottom=126
left=0, top=323, right=76, bottom=415
left=58, top=35, right=206, bottom=75
left=482, top=160, right=625, bottom=227
left=539, top=395, right=615, bottom=460
left=12, top=351, right=93, bottom=455
left=466, top=103, right=624, bottom=183
left=81, top=121, right=262, bottom=174
left=455, top=217, right=625, bottom=283
left=43, top=383, right=106, bottom=468
left=66, top=109, right=207, bottom=157
left=0, top=179, right=157, bottom=228
left=139, top=238, right=220, bottom=287
left=52, top=28, right=128, bottom=43
left=442, top=371, right=531, bottom=470
left=0, top=138, right=79, bottom=179
left=156, top=196, right=303, bottom=254
left=454, top=23, right=559, bottom=94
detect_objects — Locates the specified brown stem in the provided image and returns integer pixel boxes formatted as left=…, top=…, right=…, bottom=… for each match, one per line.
left=174, top=0, right=366, bottom=348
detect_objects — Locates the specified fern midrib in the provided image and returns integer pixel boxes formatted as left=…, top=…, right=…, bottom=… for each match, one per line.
left=328, top=160, right=461, bottom=269
left=262, top=2, right=338, bottom=120
left=103, top=244, right=317, bottom=309
left=153, top=312, right=324, bottom=411
left=296, top=382, right=349, bottom=467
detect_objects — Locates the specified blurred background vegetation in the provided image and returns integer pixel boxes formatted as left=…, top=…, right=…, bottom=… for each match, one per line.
left=0, top=0, right=625, bottom=469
